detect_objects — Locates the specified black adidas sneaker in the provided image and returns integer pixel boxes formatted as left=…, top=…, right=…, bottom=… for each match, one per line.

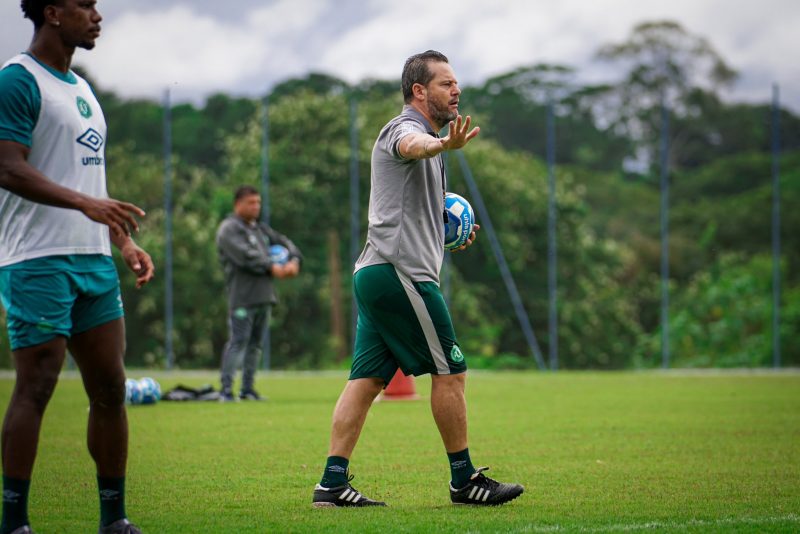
left=312, top=474, right=386, bottom=508
left=449, top=467, right=524, bottom=505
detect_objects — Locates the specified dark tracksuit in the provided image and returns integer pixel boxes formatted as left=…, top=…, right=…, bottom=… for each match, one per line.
left=216, top=214, right=302, bottom=392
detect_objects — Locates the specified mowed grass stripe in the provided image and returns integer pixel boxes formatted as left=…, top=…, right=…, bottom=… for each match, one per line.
left=0, top=370, right=797, bottom=533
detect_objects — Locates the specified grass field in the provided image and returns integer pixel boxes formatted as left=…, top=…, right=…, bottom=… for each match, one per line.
left=0, top=370, right=798, bottom=533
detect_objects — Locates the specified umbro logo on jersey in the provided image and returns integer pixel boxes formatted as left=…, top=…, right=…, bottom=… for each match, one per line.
left=77, top=128, right=104, bottom=153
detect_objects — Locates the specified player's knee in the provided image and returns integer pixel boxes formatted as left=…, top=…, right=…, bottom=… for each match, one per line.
left=89, top=377, right=126, bottom=409
left=432, top=372, right=466, bottom=387
left=18, top=374, right=59, bottom=414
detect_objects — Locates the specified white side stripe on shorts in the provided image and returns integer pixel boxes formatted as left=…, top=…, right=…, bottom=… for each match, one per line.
left=394, top=267, right=451, bottom=375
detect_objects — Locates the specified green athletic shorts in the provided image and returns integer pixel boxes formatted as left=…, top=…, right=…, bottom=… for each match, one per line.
left=0, top=255, right=123, bottom=350
left=350, top=263, right=467, bottom=385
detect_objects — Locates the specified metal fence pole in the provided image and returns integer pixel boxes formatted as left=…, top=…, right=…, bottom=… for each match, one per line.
left=546, top=99, right=558, bottom=370
left=163, top=88, right=174, bottom=369
left=771, top=84, right=782, bottom=368
left=659, top=99, right=671, bottom=369
left=349, top=98, right=360, bottom=349
left=260, top=96, right=271, bottom=226
left=456, top=151, right=546, bottom=370
left=261, top=95, right=271, bottom=370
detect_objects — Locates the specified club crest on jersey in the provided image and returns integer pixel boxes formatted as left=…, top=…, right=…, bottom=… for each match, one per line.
left=76, top=96, right=92, bottom=118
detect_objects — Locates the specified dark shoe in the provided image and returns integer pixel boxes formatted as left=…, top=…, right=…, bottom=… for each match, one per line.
left=98, top=518, right=142, bottom=534
left=449, top=467, right=524, bottom=505
left=9, top=526, right=34, bottom=534
left=239, top=389, right=264, bottom=401
left=219, top=388, right=236, bottom=402
left=312, top=474, right=386, bottom=507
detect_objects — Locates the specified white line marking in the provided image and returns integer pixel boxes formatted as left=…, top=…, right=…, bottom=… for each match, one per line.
left=514, top=514, right=800, bottom=533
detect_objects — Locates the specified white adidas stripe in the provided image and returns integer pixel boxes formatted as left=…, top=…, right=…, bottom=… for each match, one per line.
left=482, top=490, right=490, bottom=502
left=340, top=489, right=351, bottom=500
left=394, top=267, right=451, bottom=375
left=468, top=486, right=479, bottom=499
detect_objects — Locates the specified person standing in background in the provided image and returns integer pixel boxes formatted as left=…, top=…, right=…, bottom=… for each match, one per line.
left=216, top=185, right=302, bottom=402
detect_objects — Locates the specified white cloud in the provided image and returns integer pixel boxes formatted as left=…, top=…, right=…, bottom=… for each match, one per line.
left=79, top=6, right=267, bottom=97
left=2, top=0, right=795, bottom=109
left=77, top=1, right=328, bottom=99
left=314, top=0, right=800, bottom=109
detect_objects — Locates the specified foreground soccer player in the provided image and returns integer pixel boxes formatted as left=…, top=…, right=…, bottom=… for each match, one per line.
left=0, top=1, right=154, bottom=532
left=313, top=50, right=523, bottom=507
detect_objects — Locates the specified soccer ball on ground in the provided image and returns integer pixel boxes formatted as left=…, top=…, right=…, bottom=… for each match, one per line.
left=269, top=244, right=290, bottom=265
left=125, top=378, right=142, bottom=405
left=138, top=377, right=161, bottom=405
left=443, top=192, right=475, bottom=250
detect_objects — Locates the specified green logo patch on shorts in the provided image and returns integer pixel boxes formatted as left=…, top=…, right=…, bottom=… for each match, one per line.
left=234, top=307, right=248, bottom=319
left=450, top=345, right=464, bottom=363
left=36, top=321, right=55, bottom=333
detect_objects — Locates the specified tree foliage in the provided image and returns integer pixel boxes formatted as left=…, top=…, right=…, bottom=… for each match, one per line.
left=0, top=21, right=797, bottom=370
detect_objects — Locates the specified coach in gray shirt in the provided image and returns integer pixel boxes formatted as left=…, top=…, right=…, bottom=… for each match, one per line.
left=216, top=185, right=302, bottom=401
left=312, top=50, right=524, bottom=508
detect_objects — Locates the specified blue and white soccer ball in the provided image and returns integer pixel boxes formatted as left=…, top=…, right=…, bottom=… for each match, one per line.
left=138, top=377, right=161, bottom=405
left=443, top=192, right=475, bottom=250
left=269, top=244, right=290, bottom=265
left=125, top=378, right=143, bottom=405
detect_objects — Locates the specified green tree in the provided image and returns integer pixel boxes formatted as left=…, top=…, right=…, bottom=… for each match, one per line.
left=595, top=20, right=738, bottom=172
left=461, top=64, right=631, bottom=171
left=636, top=254, right=799, bottom=367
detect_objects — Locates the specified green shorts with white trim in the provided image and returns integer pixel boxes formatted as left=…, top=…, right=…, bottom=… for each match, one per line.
left=349, top=263, right=467, bottom=385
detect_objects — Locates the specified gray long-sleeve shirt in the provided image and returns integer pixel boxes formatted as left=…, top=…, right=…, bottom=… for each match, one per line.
left=216, top=214, right=302, bottom=308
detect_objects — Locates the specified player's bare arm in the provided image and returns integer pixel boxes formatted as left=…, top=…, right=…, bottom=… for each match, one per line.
left=111, top=231, right=155, bottom=289
left=0, top=140, right=144, bottom=238
left=398, top=115, right=480, bottom=160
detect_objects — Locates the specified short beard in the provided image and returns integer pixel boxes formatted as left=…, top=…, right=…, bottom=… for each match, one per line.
left=426, top=99, right=456, bottom=128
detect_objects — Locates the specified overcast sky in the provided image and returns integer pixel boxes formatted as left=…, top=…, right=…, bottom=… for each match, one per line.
left=2, top=0, right=798, bottom=110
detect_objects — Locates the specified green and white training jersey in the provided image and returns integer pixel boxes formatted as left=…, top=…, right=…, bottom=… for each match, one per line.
left=0, top=53, right=111, bottom=268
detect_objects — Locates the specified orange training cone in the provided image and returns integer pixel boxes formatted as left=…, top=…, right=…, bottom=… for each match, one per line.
left=381, top=368, right=420, bottom=401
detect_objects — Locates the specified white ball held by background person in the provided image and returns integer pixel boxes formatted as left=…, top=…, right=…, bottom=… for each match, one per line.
left=269, top=244, right=290, bottom=265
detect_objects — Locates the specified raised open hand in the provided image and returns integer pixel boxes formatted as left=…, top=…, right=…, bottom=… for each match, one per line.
left=440, top=115, right=480, bottom=151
